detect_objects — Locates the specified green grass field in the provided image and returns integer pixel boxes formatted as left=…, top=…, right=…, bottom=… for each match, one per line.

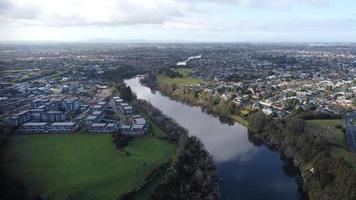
left=307, top=119, right=356, bottom=169
left=157, top=75, right=203, bottom=87
left=331, top=147, right=356, bottom=168
left=172, top=68, right=193, bottom=77
left=306, top=119, right=346, bottom=147
left=2, top=134, right=176, bottom=200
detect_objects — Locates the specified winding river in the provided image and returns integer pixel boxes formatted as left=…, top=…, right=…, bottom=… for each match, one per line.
left=125, top=77, right=303, bottom=200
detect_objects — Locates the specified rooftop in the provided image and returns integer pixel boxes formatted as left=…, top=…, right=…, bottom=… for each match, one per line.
left=91, top=123, right=106, bottom=127
left=50, top=122, right=76, bottom=126
left=23, top=122, right=48, bottom=126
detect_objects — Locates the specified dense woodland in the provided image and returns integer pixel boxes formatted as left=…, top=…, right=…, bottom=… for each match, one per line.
left=151, top=134, right=218, bottom=200
left=248, top=111, right=356, bottom=200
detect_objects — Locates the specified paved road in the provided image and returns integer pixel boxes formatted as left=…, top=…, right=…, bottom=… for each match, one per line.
left=345, top=112, right=356, bottom=152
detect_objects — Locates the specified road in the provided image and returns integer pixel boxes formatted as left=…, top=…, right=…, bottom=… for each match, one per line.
left=345, top=112, right=356, bottom=152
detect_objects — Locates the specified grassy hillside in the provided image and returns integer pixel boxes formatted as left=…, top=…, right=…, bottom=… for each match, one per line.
left=2, top=134, right=176, bottom=200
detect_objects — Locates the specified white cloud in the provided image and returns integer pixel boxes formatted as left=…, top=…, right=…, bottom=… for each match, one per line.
left=182, top=0, right=329, bottom=8
left=0, top=0, right=332, bottom=27
left=0, top=0, right=354, bottom=42
left=0, top=0, right=187, bottom=26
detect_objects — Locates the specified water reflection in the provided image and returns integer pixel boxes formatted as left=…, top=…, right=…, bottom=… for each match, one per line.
left=125, top=77, right=257, bottom=163
left=125, top=77, right=302, bottom=200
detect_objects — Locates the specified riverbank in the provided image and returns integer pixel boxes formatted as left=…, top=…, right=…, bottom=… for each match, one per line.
left=132, top=99, right=220, bottom=199
left=139, top=73, right=356, bottom=199
left=141, top=74, right=249, bottom=127
left=247, top=111, right=356, bottom=200
left=126, top=76, right=305, bottom=199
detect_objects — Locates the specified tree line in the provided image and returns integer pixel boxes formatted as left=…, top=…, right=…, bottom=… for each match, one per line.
left=248, top=111, right=356, bottom=200
left=132, top=99, right=219, bottom=199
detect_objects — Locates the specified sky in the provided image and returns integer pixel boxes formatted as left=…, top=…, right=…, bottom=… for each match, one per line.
left=0, top=0, right=355, bottom=42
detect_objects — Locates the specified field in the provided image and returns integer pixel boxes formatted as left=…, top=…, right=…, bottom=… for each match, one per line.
left=306, top=119, right=346, bottom=147
left=231, top=115, right=248, bottom=127
left=306, top=119, right=356, bottom=169
left=331, top=147, right=356, bottom=168
left=172, top=68, right=193, bottom=77
left=2, top=134, right=176, bottom=200
left=157, top=75, right=203, bottom=87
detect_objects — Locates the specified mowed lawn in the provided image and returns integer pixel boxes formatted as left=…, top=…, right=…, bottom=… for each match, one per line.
left=2, top=134, right=176, bottom=200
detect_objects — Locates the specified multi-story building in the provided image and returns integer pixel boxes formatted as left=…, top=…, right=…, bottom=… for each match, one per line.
left=31, top=99, right=49, bottom=109
left=21, top=122, right=48, bottom=133
left=10, top=110, right=31, bottom=126
left=48, top=122, right=79, bottom=133
left=64, top=98, right=81, bottom=112
left=86, top=114, right=102, bottom=125
left=29, top=109, right=47, bottom=121
left=89, top=123, right=119, bottom=133
left=47, top=111, right=66, bottom=122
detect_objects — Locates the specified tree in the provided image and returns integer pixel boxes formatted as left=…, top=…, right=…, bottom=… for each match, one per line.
left=248, top=111, right=268, bottom=133
left=286, top=117, right=305, bottom=134
left=119, top=85, right=137, bottom=102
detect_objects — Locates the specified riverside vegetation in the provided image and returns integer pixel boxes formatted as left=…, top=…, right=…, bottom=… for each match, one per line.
left=142, top=72, right=248, bottom=126
left=114, top=84, right=219, bottom=199
left=248, top=111, right=356, bottom=200
left=142, top=71, right=356, bottom=200
left=132, top=99, right=219, bottom=200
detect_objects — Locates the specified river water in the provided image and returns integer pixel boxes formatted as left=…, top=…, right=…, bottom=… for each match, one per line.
left=125, top=77, right=303, bottom=200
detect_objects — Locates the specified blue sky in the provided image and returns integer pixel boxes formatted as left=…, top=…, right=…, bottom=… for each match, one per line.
left=0, top=0, right=355, bottom=42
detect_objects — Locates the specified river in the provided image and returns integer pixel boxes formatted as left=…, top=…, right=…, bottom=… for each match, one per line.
left=125, top=76, right=303, bottom=200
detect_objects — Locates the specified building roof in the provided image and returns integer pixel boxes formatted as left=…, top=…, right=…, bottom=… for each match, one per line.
left=16, top=110, right=29, bottom=116
left=120, top=124, right=131, bottom=129
left=92, top=111, right=103, bottom=115
left=98, top=101, right=107, bottom=105
left=91, top=123, right=106, bottom=127
left=50, top=122, right=76, bottom=126
left=23, top=122, right=48, bottom=126
left=33, top=99, right=48, bottom=102
left=134, top=118, right=146, bottom=125
left=106, top=123, right=117, bottom=128
left=120, top=103, right=129, bottom=106
left=87, top=115, right=99, bottom=120
left=123, top=106, right=133, bottom=110
left=30, top=109, right=45, bottom=112
left=132, top=124, right=144, bottom=129
left=47, top=111, right=63, bottom=114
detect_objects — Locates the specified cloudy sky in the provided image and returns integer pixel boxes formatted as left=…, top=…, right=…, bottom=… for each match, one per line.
left=0, top=0, right=355, bottom=42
